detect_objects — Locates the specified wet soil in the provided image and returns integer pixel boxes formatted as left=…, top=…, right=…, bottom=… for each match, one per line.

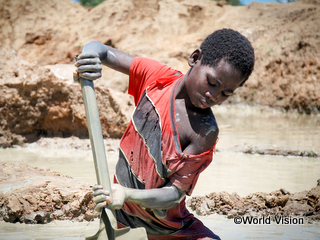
left=1, top=159, right=319, bottom=224
left=0, top=162, right=98, bottom=224
left=188, top=179, right=320, bottom=223
left=222, top=144, right=320, bottom=158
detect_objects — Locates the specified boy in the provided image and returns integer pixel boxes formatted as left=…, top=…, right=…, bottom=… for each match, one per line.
left=74, top=28, right=255, bottom=239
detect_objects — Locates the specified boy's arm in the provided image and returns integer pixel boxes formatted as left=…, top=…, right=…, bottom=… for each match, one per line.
left=93, top=182, right=186, bottom=217
left=125, top=183, right=186, bottom=210
left=75, top=41, right=134, bottom=80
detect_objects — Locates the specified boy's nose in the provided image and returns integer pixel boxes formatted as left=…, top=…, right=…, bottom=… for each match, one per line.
left=205, top=91, right=218, bottom=103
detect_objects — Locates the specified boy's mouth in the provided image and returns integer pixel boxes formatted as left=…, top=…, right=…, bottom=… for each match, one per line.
left=198, top=99, right=209, bottom=109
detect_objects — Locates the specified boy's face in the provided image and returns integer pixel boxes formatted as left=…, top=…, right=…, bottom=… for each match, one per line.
left=185, top=59, right=244, bottom=109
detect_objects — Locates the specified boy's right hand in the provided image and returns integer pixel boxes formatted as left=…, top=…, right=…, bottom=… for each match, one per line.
left=73, top=52, right=102, bottom=82
left=92, top=184, right=126, bottom=212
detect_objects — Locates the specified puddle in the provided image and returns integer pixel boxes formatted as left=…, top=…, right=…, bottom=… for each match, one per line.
left=213, top=105, right=320, bottom=151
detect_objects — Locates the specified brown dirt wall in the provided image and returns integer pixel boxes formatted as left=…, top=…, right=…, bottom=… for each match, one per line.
left=0, top=0, right=319, bottom=114
left=0, top=44, right=133, bottom=147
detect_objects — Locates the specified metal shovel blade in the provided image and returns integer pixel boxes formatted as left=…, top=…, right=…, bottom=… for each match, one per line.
left=80, top=77, right=148, bottom=240
left=86, top=208, right=147, bottom=240
left=86, top=210, right=148, bottom=240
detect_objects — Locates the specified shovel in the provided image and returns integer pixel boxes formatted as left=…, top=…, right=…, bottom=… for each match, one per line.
left=80, top=77, right=148, bottom=240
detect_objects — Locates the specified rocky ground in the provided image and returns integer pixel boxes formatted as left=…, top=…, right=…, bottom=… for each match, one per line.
left=0, top=162, right=98, bottom=224
left=188, top=179, right=320, bottom=223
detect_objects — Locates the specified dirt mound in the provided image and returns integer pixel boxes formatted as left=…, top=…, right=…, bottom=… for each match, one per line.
left=0, top=162, right=98, bottom=223
left=230, top=0, right=320, bottom=113
left=0, top=0, right=319, bottom=113
left=0, top=0, right=86, bottom=65
left=188, top=179, right=320, bottom=223
left=225, top=143, right=320, bottom=158
left=0, top=44, right=133, bottom=147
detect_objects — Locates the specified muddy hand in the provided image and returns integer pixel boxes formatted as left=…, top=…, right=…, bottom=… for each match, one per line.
left=92, top=184, right=126, bottom=212
left=74, top=52, right=102, bottom=82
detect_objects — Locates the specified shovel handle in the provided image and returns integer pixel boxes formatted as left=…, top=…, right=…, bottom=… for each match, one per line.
left=80, top=78, right=112, bottom=191
left=80, top=77, right=119, bottom=240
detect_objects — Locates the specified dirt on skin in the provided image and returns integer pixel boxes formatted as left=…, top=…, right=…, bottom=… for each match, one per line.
left=0, top=162, right=98, bottom=223
left=187, top=179, right=320, bottom=223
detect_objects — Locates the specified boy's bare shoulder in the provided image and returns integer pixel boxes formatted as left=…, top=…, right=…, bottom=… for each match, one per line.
left=178, top=107, right=219, bottom=155
left=193, top=109, right=219, bottom=151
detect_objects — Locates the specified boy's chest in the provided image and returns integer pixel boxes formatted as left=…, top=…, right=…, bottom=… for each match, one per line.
left=174, top=101, right=201, bottom=151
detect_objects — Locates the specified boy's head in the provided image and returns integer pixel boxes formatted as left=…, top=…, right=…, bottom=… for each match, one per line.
left=199, top=28, right=255, bottom=85
left=184, top=29, right=255, bottom=109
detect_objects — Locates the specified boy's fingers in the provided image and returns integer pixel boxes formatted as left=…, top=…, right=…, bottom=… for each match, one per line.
left=92, top=184, right=103, bottom=191
left=77, top=64, right=102, bottom=73
left=75, top=52, right=102, bottom=81
left=93, top=189, right=109, bottom=197
left=76, top=57, right=101, bottom=67
left=77, top=52, right=99, bottom=60
left=79, top=72, right=101, bottom=81
left=93, top=194, right=107, bottom=204
left=94, top=201, right=107, bottom=213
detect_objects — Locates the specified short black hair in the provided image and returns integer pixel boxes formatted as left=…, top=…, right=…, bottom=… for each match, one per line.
left=200, top=28, right=255, bottom=84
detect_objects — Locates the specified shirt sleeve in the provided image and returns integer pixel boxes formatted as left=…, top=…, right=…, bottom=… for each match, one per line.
left=128, top=57, right=179, bottom=105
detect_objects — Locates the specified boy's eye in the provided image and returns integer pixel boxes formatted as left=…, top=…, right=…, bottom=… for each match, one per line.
left=222, top=91, right=233, bottom=97
left=207, top=77, right=216, bottom=87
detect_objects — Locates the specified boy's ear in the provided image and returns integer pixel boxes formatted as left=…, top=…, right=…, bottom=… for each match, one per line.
left=188, top=49, right=203, bottom=67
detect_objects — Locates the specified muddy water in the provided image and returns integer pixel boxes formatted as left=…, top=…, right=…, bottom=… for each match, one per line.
left=214, top=105, right=320, bottom=150
left=1, top=105, right=320, bottom=239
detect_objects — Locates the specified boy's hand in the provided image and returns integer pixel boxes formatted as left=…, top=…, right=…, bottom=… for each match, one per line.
left=92, top=184, right=126, bottom=212
left=73, top=52, right=102, bottom=82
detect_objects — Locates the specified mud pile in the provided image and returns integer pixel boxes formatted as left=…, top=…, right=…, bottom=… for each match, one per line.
left=0, top=162, right=98, bottom=223
left=1, top=0, right=319, bottom=113
left=188, top=179, right=320, bottom=222
left=226, top=144, right=320, bottom=158
left=0, top=44, right=133, bottom=147
left=1, top=161, right=319, bottom=224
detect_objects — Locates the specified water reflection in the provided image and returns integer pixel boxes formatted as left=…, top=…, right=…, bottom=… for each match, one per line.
left=193, top=152, right=320, bottom=197
left=213, top=105, right=320, bottom=150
